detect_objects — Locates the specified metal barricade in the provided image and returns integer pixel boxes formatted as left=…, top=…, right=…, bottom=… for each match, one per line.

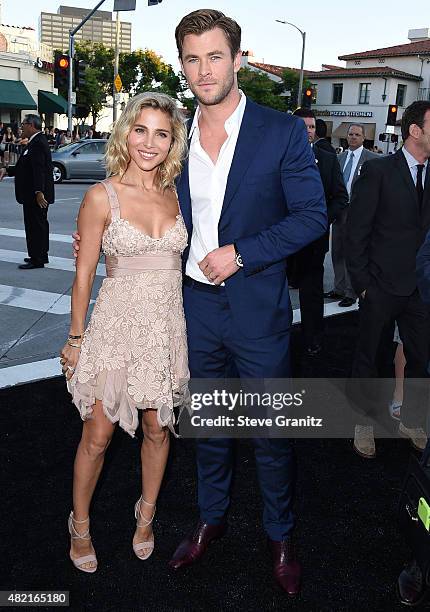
left=0, top=142, right=24, bottom=167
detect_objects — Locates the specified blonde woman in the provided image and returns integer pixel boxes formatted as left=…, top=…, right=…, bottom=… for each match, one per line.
left=60, top=92, right=189, bottom=573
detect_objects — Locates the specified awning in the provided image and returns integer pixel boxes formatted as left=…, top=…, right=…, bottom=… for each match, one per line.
left=38, top=90, right=68, bottom=115
left=0, top=79, right=37, bottom=110
left=332, top=121, right=376, bottom=140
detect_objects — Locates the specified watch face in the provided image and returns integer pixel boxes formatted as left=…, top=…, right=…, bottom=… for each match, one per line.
left=236, top=253, right=243, bottom=267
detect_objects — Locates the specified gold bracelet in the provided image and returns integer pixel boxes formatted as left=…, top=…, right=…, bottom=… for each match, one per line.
left=68, top=333, right=82, bottom=340
left=67, top=340, right=82, bottom=348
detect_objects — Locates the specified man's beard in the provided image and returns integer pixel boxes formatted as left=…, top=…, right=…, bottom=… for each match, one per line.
left=190, top=71, right=235, bottom=107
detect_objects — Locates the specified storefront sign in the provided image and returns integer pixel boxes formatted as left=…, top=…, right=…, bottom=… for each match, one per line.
left=315, top=109, right=373, bottom=118
left=34, top=57, right=54, bottom=73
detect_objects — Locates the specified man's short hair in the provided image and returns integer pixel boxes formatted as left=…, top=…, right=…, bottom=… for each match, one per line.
left=401, top=101, right=430, bottom=141
left=175, top=9, right=241, bottom=60
left=347, top=123, right=366, bottom=137
left=315, top=118, right=327, bottom=138
left=24, top=114, right=42, bottom=131
left=292, top=108, right=316, bottom=120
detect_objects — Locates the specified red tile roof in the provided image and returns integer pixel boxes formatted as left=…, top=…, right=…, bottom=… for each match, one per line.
left=305, top=66, right=422, bottom=81
left=338, top=39, right=430, bottom=60
left=248, top=62, right=313, bottom=77
left=322, top=64, right=344, bottom=70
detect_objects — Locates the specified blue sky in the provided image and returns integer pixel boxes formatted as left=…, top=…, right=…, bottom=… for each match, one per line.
left=2, top=0, right=430, bottom=71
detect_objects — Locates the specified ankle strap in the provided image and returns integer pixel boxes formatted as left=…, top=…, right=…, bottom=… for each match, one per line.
left=70, top=512, right=90, bottom=524
left=68, top=512, right=91, bottom=540
left=135, top=497, right=156, bottom=527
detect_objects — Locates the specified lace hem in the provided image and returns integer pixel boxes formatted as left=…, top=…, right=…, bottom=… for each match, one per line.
left=67, top=367, right=189, bottom=438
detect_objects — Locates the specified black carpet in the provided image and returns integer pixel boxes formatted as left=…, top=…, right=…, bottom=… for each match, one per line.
left=0, top=313, right=426, bottom=611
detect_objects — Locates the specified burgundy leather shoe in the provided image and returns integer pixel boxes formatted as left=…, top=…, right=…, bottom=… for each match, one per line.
left=269, top=538, right=301, bottom=597
left=168, top=521, right=226, bottom=570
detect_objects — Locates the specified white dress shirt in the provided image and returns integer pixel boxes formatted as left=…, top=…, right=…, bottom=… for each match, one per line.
left=402, top=145, right=428, bottom=187
left=186, top=92, right=247, bottom=284
left=343, top=145, right=363, bottom=196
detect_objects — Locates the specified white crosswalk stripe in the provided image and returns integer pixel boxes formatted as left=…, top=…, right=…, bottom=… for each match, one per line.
left=0, top=227, right=72, bottom=243
left=0, top=358, right=61, bottom=388
left=0, top=249, right=105, bottom=276
left=0, top=284, right=94, bottom=314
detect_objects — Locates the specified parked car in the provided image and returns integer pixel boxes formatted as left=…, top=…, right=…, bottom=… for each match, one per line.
left=51, top=139, right=107, bottom=183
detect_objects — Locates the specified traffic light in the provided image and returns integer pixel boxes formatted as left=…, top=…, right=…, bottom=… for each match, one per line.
left=301, top=87, right=313, bottom=109
left=148, top=0, right=162, bottom=4
left=378, top=133, right=387, bottom=142
left=391, top=134, right=399, bottom=143
left=386, top=104, right=398, bottom=126
left=74, top=58, right=88, bottom=90
left=54, top=52, right=70, bottom=90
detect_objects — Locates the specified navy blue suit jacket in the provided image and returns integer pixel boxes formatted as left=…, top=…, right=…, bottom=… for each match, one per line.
left=177, top=99, right=327, bottom=339
left=417, top=229, right=430, bottom=304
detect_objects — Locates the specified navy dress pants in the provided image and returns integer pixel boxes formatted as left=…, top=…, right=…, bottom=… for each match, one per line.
left=183, top=282, right=296, bottom=541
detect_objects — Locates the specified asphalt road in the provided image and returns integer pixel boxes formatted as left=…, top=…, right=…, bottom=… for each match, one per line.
left=0, top=177, right=340, bottom=387
left=0, top=179, right=103, bottom=375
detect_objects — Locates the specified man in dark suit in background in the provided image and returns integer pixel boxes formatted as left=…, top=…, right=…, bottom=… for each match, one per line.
left=346, top=101, right=430, bottom=458
left=326, top=124, right=377, bottom=307
left=292, top=108, right=348, bottom=355
left=0, top=114, right=54, bottom=269
left=313, top=118, right=336, bottom=154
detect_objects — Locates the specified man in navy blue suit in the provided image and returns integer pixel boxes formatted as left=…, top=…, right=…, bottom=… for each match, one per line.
left=168, top=10, right=326, bottom=596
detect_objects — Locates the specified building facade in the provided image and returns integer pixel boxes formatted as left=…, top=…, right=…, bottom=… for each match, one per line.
left=243, top=28, right=430, bottom=152
left=0, top=23, right=66, bottom=127
left=39, top=6, right=131, bottom=53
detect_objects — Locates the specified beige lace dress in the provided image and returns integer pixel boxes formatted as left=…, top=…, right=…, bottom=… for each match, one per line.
left=67, top=179, right=189, bottom=436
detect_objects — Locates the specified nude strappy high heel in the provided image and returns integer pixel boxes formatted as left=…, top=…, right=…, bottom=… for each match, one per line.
left=133, top=496, right=156, bottom=560
left=68, top=512, right=98, bottom=573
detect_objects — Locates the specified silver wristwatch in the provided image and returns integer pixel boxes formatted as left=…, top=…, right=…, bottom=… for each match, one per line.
left=234, top=243, right=243, bottom=268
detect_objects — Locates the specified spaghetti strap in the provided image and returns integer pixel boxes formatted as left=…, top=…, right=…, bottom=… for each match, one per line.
left=172, top=186, right=182, bottom=218
left=100, top=179, right=121, bottom=220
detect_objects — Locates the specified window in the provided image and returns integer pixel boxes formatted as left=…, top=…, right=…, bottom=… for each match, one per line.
left=76, top=143, right=100, bottom=154
left=95, top=142, right=106, bottom=154
left=332, top=83, right=343, bottom=104
left=396, top=84, right=407, bottom=107
left=359, top=83, right=371, bottom=104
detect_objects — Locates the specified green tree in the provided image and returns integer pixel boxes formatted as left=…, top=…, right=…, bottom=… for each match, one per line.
left=280, top=69, right=313, bottom=110
left=237, top=68, right=286, bottom=111
left=73, top=42, right=115, bottom=127
left=56, top=42, right=187, bottom=127
left=132, top=49, right=183, bottom=98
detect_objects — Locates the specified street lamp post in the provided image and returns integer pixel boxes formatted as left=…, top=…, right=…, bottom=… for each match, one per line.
left=275, top=19, right=306, bottom=107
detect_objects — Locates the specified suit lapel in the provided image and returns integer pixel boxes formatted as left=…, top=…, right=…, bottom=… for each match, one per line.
left=422, top=161, right=430, bottom=227
left=219, top=100, right=264, bottom=219
left=176, top=121, right=195, bottom=235
left=395, top=149, right=419, bottom=207
left=339, top=151, right=347, bottom=171
left=177, top=157, right=192, bottom=233
left=352, top=149, right=367, bottom=184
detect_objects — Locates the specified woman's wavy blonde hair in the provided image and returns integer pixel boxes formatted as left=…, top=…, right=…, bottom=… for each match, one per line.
left=105, top=92, right=187, bottom=190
